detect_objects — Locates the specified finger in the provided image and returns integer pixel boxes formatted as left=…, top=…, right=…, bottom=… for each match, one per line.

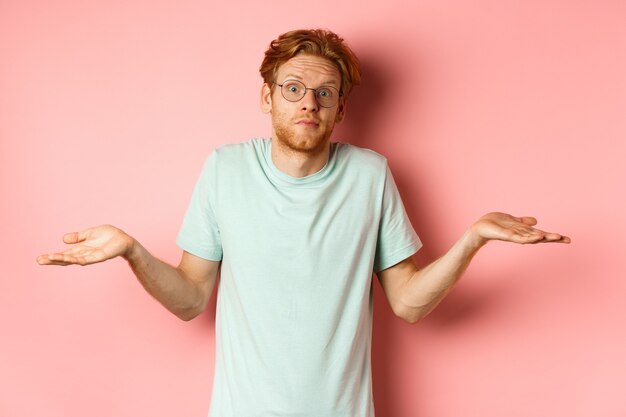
left=519, top=216, right=538, bottom=226
left=36, top=255, right=50, bottom=265
left=518, top=232, right=570, bottom=244
left=62, top=229, right=90, bottom=244
left=41, top=253, right=84, bottom=265
left=37, top=257, right=74, bottom=266
left=541, top=233, right=571, bottom=243
left=37, top=254, right=73, bottom=266
left=50, top=251, right=104, bottom=265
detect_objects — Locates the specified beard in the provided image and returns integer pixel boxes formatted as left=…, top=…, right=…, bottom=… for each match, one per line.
left=272, top=115, right=334, bottom=156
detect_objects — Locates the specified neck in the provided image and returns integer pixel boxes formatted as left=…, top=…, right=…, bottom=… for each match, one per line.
left=270, top=138, right=330, bottom=178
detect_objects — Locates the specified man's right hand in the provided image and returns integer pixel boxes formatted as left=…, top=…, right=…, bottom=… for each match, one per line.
left=37, top=225, right=135, bottom=266
left=37, top=225, right=219, bottom=320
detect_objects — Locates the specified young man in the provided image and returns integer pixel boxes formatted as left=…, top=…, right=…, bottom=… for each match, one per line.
left=37, top=29, right=569, bottom=417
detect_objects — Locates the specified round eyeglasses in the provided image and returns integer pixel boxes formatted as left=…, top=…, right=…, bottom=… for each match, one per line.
left=274, top=80, right=342, bottom=108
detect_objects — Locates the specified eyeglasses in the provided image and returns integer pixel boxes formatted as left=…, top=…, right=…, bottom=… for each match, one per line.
left=274, top=80, right=342, bottom=108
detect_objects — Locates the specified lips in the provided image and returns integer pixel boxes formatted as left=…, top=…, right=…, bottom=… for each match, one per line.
left=296, top=119, right=320, bottom=127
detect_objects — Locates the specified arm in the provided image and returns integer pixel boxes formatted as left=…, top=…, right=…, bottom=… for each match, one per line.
left=377, top=212, right=570, bottom=324
left=37, top=225, right=220, bottom=321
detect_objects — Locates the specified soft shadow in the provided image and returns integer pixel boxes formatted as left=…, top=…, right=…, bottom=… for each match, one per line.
left=336, top=50, right=508, bottom=417
left=334, top=56, right=391, bottom=151
left=334, top=52, right=426, bottom=417
left=421, top=276, right=511, bottom=327
left=198, top=274, right=219, bottom=327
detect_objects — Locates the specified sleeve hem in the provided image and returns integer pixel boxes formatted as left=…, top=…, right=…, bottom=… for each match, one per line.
left=374, top=239, right=422, bottom=273
left=176, top=238, right=223, bottom=262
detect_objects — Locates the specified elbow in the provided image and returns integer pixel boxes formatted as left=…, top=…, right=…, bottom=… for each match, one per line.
left=402, top=314, right=421, bottom=325
left=176, top=308, right=203, bottom=321
left=398, top=311, right=422, bottom=325
left=174, top=302, right=206, bottom=321
left=172, top=279, right=211, bottom=321
left=177, top=311, right=199, bottom=321
left=391, top=303, right=426, bottom=324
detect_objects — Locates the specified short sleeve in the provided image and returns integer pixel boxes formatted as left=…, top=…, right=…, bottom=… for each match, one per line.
left=373, top=165, right=422, bottom=272
left=176, top=152, right=223, bottom=261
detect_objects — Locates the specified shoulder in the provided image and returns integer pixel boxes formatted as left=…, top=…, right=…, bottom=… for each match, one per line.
left=212, top=138, right=266, bottom=160
left=334, top=142, right=389, bottom=173
left=201, top=138, right=267, bottom=171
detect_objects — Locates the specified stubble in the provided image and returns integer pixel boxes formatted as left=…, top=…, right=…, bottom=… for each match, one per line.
left=272, top=115, right=334, bottom=157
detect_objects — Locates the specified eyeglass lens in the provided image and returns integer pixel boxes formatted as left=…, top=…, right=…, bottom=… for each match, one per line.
left=280, top=80, right=339, bottom=108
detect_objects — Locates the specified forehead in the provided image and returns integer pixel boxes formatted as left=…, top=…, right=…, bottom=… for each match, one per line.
left=275, top=55, right=341, bottom=85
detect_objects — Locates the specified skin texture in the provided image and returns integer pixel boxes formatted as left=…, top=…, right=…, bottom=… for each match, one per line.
left=37, top=55, right=570, bottom=323
left=260, top=54, right=345, bottom=178
left=377, top=212, right=570, bottom=323
left=37, top=225, right=218, bottom=321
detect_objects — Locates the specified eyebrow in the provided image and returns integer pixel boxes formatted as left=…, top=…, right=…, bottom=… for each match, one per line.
left=282, top=73, right=340, bottom=88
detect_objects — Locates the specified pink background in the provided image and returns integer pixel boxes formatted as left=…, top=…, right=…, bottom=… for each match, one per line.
left=2, top=0, right=625, bottom=416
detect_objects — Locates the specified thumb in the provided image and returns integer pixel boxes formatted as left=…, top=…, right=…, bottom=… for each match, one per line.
left=519, top=216, right=538, bottom=226
left=62, top=230, right=86, bottom=244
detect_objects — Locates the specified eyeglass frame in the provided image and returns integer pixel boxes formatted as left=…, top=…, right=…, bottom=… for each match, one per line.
left=272, top=80, right=343, bottom=108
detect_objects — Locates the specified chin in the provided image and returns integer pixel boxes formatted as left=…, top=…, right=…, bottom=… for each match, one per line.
left=275, top=128, right=332, bottom=155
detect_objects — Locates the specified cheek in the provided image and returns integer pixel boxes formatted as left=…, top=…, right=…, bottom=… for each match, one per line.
left=270, top=97, right=290, bottom=115
left=271, top=106, right=289, bottom=123
left=271, top=107, right=292, bottom=130
left=324, top=110, right=339, bottom=126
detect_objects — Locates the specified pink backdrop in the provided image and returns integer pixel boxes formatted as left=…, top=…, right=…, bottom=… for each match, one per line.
left=2, top=0, right=625, bottom=416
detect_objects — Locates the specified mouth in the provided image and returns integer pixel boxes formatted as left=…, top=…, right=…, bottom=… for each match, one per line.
left=296, top=119, right=320, bottom=127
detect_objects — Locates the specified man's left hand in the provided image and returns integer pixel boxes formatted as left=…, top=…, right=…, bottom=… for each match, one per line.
left=470, top=212, right=571, bottom=247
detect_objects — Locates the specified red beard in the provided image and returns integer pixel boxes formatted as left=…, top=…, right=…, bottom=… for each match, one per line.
left=272, top=117, right=333, bottom=155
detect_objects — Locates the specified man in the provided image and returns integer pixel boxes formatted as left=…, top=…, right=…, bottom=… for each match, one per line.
left=37, top=29, right=569, bottom=417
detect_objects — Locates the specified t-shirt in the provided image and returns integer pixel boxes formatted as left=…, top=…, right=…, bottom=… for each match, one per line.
left=177, top=138, right=422, bottom=417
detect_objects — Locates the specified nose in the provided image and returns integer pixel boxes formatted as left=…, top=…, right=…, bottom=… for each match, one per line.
left=300, top=89, right=319, bottom=111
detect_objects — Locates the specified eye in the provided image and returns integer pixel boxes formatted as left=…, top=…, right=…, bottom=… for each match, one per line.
left=283, top=82, right=302, bottom=94
left=317, top=88, right=333, bottom=98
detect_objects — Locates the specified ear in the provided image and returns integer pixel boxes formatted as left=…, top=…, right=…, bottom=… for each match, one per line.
left=260, top=83, right=272, bottom=114
left=335, top=98, right=347, bottom=123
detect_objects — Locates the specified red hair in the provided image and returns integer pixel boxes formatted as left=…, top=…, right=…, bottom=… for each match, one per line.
left=259, top=29, right=362, bottom=99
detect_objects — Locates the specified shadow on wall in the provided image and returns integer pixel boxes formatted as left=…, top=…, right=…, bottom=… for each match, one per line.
left=337, top=48, right=513, bottom=416
left=335, top=52, right=423, bottom=417
left=334, top=55, right=390, bottom=151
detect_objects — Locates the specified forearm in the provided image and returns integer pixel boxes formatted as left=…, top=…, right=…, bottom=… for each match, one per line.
left=399, top=227, right=486, bottom=322
left=124, top=240, right=205, bottom=320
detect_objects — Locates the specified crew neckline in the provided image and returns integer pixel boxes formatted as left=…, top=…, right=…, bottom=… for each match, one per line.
left=261, top=138, right=338, bottom=186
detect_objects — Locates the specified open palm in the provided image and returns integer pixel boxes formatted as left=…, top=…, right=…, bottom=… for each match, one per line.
left=37, top=225, right=133, bottom=266
left=473, top=212, right=570, bottom=245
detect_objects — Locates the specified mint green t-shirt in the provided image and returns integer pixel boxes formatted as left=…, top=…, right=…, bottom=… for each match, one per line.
left=177, top=138, right=421, bottom=417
